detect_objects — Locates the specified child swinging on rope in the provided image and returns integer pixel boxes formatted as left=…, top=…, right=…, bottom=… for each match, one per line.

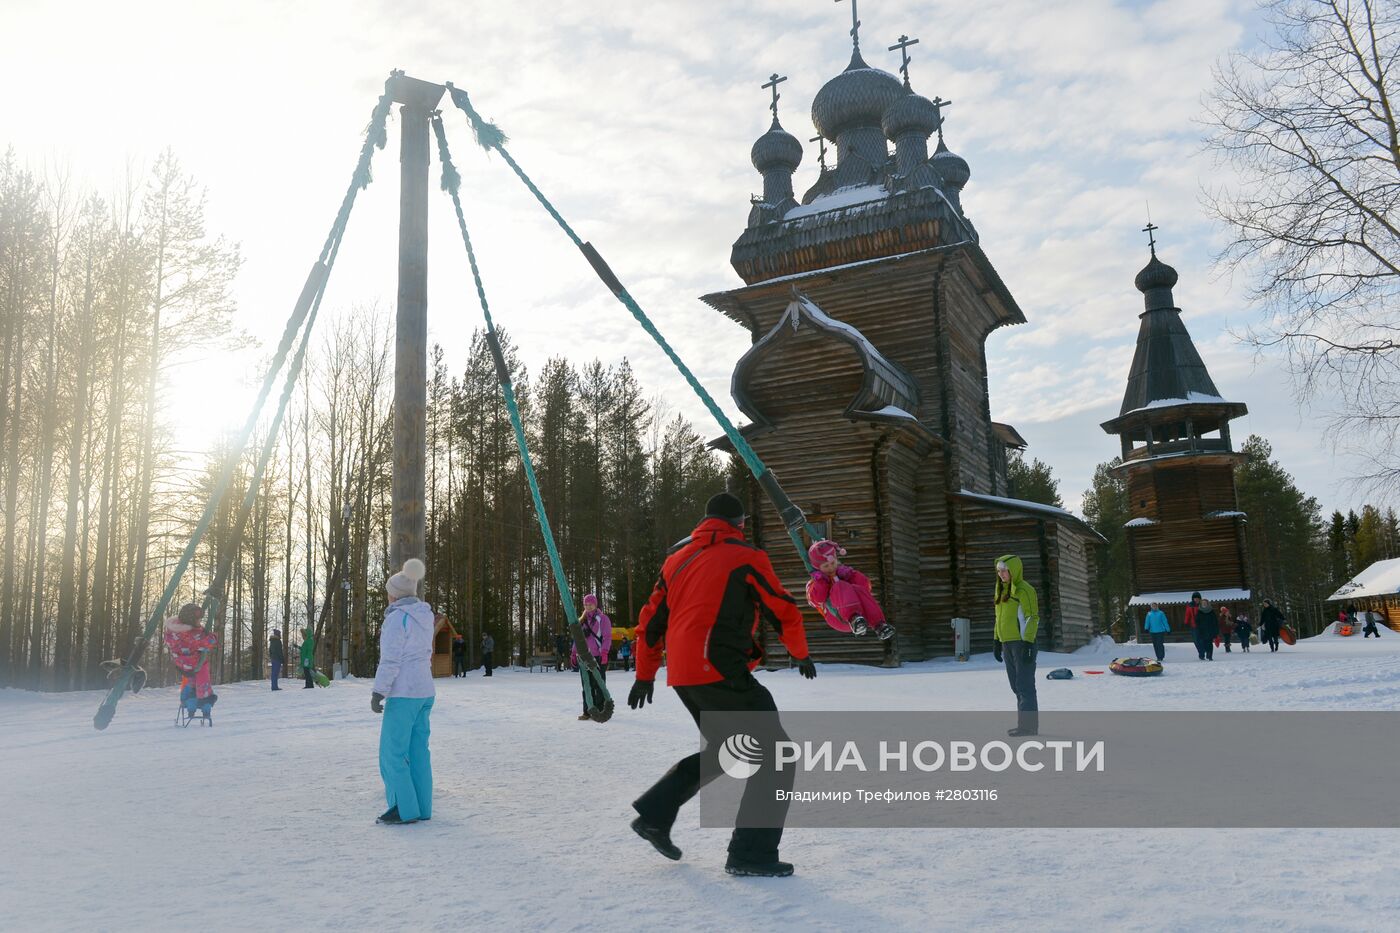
left=805, top=540, right=895, bottom=640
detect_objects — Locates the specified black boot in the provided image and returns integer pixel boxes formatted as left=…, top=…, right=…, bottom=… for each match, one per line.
left=724, top=857, right=794, bottom=877
left=849, top=616, right=869, bottom=636
left=631, top=816, right=682, bottom=860
left=377, top=806, right=419, bottom=825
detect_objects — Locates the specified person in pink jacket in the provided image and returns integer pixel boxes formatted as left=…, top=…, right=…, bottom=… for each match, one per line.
left=805, top=540, right=895, bottom=641
left=570, top=593, right=611, bottom=720
left=163, top=602, right=219, bottom=720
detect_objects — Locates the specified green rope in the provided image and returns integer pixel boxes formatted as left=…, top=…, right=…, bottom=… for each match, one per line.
left=431, top=115, right=611, bottom=718
left=93, top=81, right=395, bottom=731
left=445, top=83, right=821, bottom=571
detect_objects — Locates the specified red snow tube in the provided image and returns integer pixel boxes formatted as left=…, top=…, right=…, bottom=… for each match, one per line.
left=1279, top=626, right=1297, bottom=645
left=1109, top=657, right=1163, bottom=677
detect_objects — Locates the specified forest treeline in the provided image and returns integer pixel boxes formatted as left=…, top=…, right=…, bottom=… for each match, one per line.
left=0, top=148, right=725, bottom=692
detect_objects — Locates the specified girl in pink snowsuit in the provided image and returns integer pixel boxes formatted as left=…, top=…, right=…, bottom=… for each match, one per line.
left=805, top=540, right=895, bottom=640
left=163, top=602, right=218, bottom=707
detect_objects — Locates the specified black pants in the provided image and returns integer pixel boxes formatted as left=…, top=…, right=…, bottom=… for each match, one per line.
left=1265, top=631, right=1279, bottom=651
left=581, top=664, right=607, bottom=714
left=633, top=674, right=793, bottom=865
left=453, top=655, right=466, bottom=676
left=1365, top=626, right=1379, bottom=638
left=1002, top=641, right=1038, bottom=734
left=482, top=652, right=493, bottom=676
left=1194, top=630, right=1214, bottom=659
left=1149, top=633, right=1165, bottom=662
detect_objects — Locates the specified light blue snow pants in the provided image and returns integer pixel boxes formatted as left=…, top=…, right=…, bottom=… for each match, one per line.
left=379, top=696, right=434, bottom=821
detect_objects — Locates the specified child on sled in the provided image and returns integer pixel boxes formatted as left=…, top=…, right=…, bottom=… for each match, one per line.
left=164, top=602, right=219, bottom=723
left=805, top=539, right=895, bottom=640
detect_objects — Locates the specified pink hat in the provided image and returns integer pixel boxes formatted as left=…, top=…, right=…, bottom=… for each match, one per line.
left=582, top=593, right=598, bottom=606
left=808, top=539, right=846, bottom=565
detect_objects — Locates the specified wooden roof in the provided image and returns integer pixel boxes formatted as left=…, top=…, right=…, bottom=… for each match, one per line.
left=991, top=422, right=1027, bottom=449
left=701, top=243, right=1025, bottom=337
left=731, top=292, right=921, bottom=427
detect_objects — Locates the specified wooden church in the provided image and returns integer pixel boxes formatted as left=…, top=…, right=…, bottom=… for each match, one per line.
left=1100, top=234, right=1251, bottom=638
left=701, top=21, right=1104, bottom=665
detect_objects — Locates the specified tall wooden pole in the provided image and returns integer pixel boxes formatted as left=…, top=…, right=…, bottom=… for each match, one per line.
left=388, top=74, right=445, bottom=582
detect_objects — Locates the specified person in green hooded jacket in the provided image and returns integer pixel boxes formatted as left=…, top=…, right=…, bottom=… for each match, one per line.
left=992, top=554, right=1039, bottom=737
left=300, top=626, right=316, bottom=689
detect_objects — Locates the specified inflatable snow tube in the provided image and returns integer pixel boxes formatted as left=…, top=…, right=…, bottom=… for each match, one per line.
left=1109, top=657, right=1163, bottom=677
left=1279, top=626, right=1297, bottom=646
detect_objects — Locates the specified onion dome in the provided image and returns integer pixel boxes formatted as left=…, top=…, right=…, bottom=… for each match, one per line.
left=882, top=90, right=940, bottom=140
left=1134, top=251, right=1179, bottom=293
left=930, top=134, right=970, bottom=190
left=811, top=50, right=906, bottom=140
left=751, top=118, right=804, bottom=172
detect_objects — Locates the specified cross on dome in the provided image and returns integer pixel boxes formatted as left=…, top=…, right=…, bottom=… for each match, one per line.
left=888, top=34, right=919, bottom=88
left=1142, top=221, right=1160, bottom=256
left=762, top=72, right=788, bottom=122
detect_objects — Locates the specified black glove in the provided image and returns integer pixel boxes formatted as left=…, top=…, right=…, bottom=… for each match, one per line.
left=795, top=656, right=817, bottom=680
left=371, top=692, right=385, bottom=714
left=993, top=641, right=1003, bottom=663
left=628, top=679, right=654, bottom=710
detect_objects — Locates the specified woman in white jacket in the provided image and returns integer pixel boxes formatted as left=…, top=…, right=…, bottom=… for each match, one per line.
left=371, top=558, right=436, bottom=825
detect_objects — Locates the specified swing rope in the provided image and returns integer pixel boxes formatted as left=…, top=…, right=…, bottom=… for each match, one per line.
left=92, top=80, right=396, bottom=730
left=431, top=115, right=611, bottom=720
left=444, top=84, right=824, bottom=574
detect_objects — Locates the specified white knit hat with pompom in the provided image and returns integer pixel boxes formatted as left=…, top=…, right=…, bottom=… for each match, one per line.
left=386, top=558, right=426, bottom=600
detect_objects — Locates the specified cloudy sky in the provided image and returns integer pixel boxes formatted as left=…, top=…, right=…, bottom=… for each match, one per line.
left=0, top=0, right=1362, bottom=515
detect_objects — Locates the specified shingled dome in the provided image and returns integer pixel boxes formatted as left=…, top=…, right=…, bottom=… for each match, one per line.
left=930, top=135, right=970, bottom=189
left=751, top=119, right=804, bottom=171
left=1134, top=253, right=1179, bottom=293
left=811, top=50, right=906, bottom=139
left=882, top=90, right=940, bottom=140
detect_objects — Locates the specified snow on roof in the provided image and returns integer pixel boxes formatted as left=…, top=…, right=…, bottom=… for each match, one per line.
left=1118, top=392, right=1232, bottom=418
left=1326, top=557, right=1400, bottom=602
left=748, top=250, right=921, bottom=288
left=1129, top=588, right=1252, bottom=606
left=1124, top=517, right=1159, bottom=527
left=784, top=183, right=889, bottom=220
left=957, top=490, right=1082, bottom=523
left=1204, top=510, right=1248, bottom=519
left=789, top=294, right=882, bottom=355
left=859, top=404, right=920, bottom=421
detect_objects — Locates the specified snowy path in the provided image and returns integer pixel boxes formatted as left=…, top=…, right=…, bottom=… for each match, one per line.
left=4, top=636, right=1399, bottom=932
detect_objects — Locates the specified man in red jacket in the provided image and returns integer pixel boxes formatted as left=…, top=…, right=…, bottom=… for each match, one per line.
left=627, top=491, right=815, bottom=878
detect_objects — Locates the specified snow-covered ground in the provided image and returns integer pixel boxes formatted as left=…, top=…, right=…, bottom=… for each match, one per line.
left=6, top=634, right=1400, bottom=932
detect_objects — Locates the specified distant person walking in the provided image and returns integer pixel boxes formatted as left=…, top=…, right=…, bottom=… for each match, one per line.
left=300, top=626, right=316, bottom=688
left=269, top=628, right=285, bottom=691
left=1143, top=602, right=1170, bottom=662
left=1194, top=598, right=1220, bottom=661
left=992, top=554, right=1039, bottom=737
left=618, top=635, right=633, bottom=672
left=554, top=631, right=570, bottom=671
left=371, top=558, right=435, bottom=825
left=1260, top=599, right=1285, bottom=652
left=481, top=632, right=495, bottom=677
left=1363, top=609, right=1382, bottom=638
left=572, top=594, right=612, bottom=720
left=451, top=632, right=467, bottom=677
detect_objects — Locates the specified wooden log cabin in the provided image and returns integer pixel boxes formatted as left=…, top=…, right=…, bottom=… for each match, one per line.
left=700, top=38, right=1104, bottom=665
left=1327, top=558, right=1400, bottom=632
left=1100, top=239, right=1252, bottom=639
